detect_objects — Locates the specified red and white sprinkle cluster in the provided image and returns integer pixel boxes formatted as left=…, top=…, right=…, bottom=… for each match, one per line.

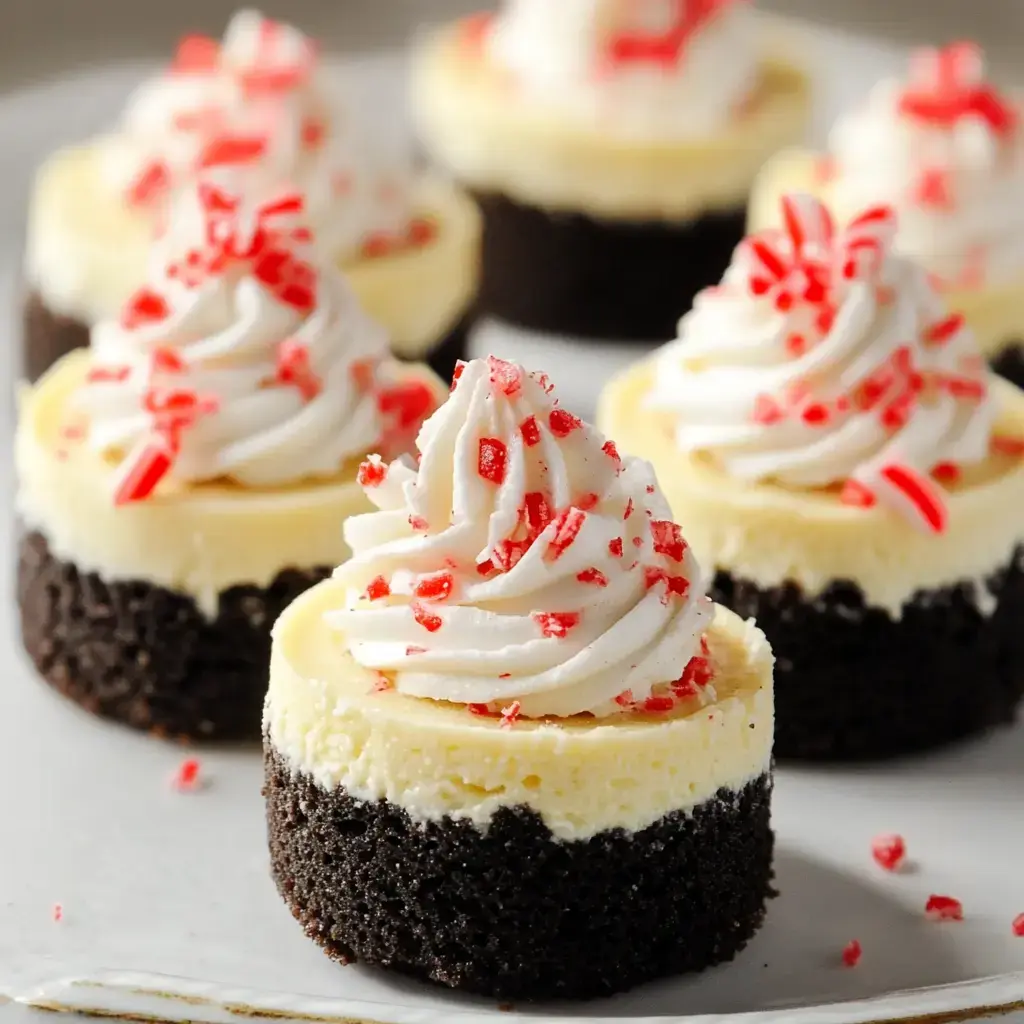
left=354, top=356, right=714, bottom=720
left=739, top=193, right=996, bottom=534
left=127, top=14, right=322, bottom=208
left=897, top=43, right=1018, bottom=218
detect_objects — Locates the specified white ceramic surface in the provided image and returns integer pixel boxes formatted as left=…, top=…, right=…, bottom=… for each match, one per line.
left=2, top=20, right=1024, bottom=1024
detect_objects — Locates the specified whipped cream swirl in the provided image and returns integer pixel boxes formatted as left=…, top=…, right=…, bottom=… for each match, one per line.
left=649, top=193, right=998, bottom=532
left=826, top=42, right=1024, bottom=289
left=77, top=179, right=427, bottom=496
left=103, top=9, right=414, bottom=261
left=328, top=356, right=714, bottom=719
left=486, top=0, right=759, bottom=139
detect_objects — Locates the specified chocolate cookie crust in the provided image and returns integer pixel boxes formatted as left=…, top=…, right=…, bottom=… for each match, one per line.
left=471, top=190, right=746, bottom=341
left=265, top=743, right=773, bottom=1002
left=22, top=290, right=90, bottom=384
left=991, top=341, right=1024, bottom=391
left=711, top=546, right=1024, bottom=761
left=18, top=529, right=331, bottom=741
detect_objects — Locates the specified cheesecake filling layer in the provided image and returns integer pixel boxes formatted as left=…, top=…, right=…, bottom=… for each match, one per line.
left=412, top=20, right=809, bottom=222
left=17, top=353, right=369, bottom=617
left=600, top=360, right=1024, bottom=617
left=25, top=141, right=478, bottom=356
left=748, top=149, right=1024, bottom=362
left=266, top=580, right=773, bottom=842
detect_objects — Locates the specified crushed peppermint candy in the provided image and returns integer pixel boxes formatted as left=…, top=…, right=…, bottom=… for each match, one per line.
left=500, top=701, right=522, bottom=728
left=841, top=940, right=862, bottom=968
left=871, top=834, right=907, bottom=872
left=172, top=758, right=203, bottom=792
left=925, top=895, right=964, bottom=921
left=52, top=903, right=64, bottom=923
left=533, top=611, right=581, bottom=639
left=1012, top=913, right=1024, bottom=937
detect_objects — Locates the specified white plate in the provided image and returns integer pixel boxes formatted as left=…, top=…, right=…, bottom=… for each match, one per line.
left=3, top=19, right=1024, bottom=1024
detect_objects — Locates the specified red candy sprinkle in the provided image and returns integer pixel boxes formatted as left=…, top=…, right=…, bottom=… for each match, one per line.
left=358, top=455, right=387, bottom=488
left=275, top=338, right=322, bottom=400
left=842, top=940, right=863, bottom=968
left=549, top=408, right=582, bottom=438
left=468, top=703, right=491, bottom=716
left=198, top=132, right=268, bottom=170
left=127, top=160, right=171, bottom=207
left=926, top=895, right=964, bottom=921
left=520, top=415, right=541, bottom=447
left=487, top=356, right=523, bottom=397
left=365, top=576, right=391, bottom=601
left=577, top=492, right=599, bottom=511
left=533, top=612, right=581, bottom=639
left=411, top=602, right=443, bottom=632
left=753, top=394, right=785, bottom=426
left=121, top=287, right=171, bottom=331
left=925, top=313, right=965, bottom=345
left=675, top=654, right=713, bottom=695
left=602, top=440, right=623, bottom=468
left=651, top=520, right=687, bottom=563
left=378, top=380, right=436, bottom=429
left=642, top=695, right=675, bottom=713
left=523, top=491, right=553, bottom=537
left=451, top=360, right=466, bottom=391
left=840, top=478, right=878, bottom=509
left=624, top=498, right=634, bottom=520
left=172, top=33, right=221, bottom=73
left=880, top=463, right=948, bottom=533
left=932, top=461, right=960, bottom=483
left=609, top=538, right=624, bottom=558
left=87, top=365, right=131, bottom=384
left=577, top=568, right=609, bottom=587
left=614, top=690, right=634, bottom=707
left=414, top=572, right=454, bottom=603
left=500, top=701, right=521, bottom=728
left=478, top=437, right=509, bottom=485
left=113, top=436, right=176, bottom=506
left=604, top=0, right=736, bottom=69
left=52, top=903, right=63, bottom=923
left=409, top=515, right=430, bottom=532
left=1012, top=914, right=1024, bottom=937
left=992, top=435, right=1024, bottom=456
left=545, top=508, right=586, bottom=561
left=172, top=758, right=202, bottom=792
left=871, top=834, right=907, bottom=872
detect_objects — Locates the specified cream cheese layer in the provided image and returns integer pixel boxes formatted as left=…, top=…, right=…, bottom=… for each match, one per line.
left=265, top=578, right=774, bottom=841
left=599, top=359, right=1024, bottom=618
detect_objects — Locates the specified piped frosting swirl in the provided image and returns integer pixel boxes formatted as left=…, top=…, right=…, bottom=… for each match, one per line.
left=649, top=193, right=998, bottom=533
left=328, top=356, right=714, bottom=719
left=824, top=42, right=1024, bottom=290
left=102, top=9, right=420, bottom=261
left=481, top=0, right=759, bottom=139
left=76, top=177, right=437, bottom=503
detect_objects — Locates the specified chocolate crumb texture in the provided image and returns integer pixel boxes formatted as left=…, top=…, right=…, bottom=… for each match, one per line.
left=991, top=340, right=1024, bottom=391
left=17, top=529, right=331, bottom=741
left=265, top=742, right=774, bottom=1002
left=471, top=190, right=746, bottom=341
left=22, top=290, right=91, bottom=384
left=712, top=546, right=1024, bottom=761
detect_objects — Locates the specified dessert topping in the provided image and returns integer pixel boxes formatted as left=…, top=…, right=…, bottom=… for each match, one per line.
left=328, top=357, right=714, bottom=718
left=841, top=939, right=863, bottom=968
left=871, top=833, right=907, bottom=872
left=926, top=895, right=964, bottom=921
left=652, top=193, right=998, bottom=534
left=80, top=178, right=429, bottom=502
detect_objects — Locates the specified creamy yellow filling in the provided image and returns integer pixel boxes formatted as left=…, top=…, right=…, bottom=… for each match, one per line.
left=24, top=140, right=480, bottom=357
left=15, top=351, right=446, bottom=617
left=265, top=578, right=774, bottom=841
left=412, top=23, right=811, bottom=221
left=599, top=361, right=1024, bottom=617
left=748, top=148, right=1024, bottom=361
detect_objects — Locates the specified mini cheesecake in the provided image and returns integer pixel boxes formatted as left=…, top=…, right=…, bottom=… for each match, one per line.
left=23, top=11, right=480, bottom=384
left=263, top=356, right=776, bottom=1000
left=748, top=42, right=1024, bottom=387
left=600, top=195, right=1024, bottom=761
left=16, top=180, right=445, bottom=742
left=413, top=1, right=809, bottom=346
